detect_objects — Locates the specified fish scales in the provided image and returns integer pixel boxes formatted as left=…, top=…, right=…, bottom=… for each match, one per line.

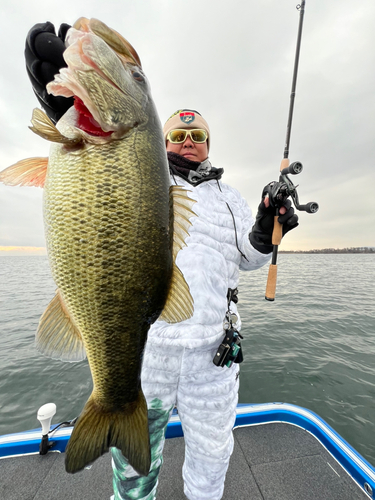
left=46, top=127, right=172, bottom=406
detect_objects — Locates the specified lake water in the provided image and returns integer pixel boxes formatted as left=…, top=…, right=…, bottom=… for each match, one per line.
left=0, top=254, right=374, bottom=465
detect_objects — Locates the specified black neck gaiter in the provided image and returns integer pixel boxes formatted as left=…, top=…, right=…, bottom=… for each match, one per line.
left=167, top=152, right=224, bottom=185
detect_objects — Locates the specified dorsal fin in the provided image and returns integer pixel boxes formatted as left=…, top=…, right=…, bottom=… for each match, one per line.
left=159, top=186, right=196, bottom=323
left=36, top=289, right=86, bottom=362
left=0, top=157, right=48, bottom=187
left=29, top=108, right=81, bottom=145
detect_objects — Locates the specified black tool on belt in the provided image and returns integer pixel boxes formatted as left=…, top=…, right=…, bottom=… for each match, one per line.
left=213, top=288, right=243, bottom=368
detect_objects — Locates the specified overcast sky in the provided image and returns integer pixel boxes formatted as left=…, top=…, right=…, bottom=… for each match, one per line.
left=1, top=0, right=374, bottom=252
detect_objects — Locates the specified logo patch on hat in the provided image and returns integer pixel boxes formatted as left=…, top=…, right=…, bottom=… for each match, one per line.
left=180, top=112, right=195, bottom=124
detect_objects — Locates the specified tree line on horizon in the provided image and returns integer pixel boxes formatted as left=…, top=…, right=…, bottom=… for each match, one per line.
left=280, top=247, right=374, bottom=254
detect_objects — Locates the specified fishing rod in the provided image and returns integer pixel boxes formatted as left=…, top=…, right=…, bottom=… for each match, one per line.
left=265, top=0, right=319, bottom=301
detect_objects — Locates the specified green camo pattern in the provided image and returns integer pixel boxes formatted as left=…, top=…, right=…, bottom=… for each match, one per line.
left=112, top=398, right=173, bottom=500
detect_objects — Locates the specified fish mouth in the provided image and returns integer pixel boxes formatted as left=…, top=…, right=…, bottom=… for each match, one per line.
left=74, top=97, right=113, bottom=137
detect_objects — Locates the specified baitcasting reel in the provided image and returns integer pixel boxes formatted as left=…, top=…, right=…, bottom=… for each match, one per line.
left=266, top=161, right=319, bottom=214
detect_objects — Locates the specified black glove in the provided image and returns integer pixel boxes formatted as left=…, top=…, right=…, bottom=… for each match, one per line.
left=25, top=22, right=74, bottom=124
left=249, top=183, right=299, bottom=254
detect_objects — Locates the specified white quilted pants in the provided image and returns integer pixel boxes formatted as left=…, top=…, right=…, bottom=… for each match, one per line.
left=111, top=341, right=240, bottom=500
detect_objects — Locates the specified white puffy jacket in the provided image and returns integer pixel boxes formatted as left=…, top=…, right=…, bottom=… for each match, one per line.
left=147, top=175, right=271, bottom=348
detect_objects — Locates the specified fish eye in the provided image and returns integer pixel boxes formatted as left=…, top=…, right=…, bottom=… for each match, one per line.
left=132, top=71, right=145, bottom=83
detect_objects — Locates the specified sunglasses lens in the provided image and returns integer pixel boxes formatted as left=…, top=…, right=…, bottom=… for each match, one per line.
left=168, top=129, right=207, bottom=144
left=190, top=130, right=207, bottom=143
left=169, top=130, right=187, bottom=143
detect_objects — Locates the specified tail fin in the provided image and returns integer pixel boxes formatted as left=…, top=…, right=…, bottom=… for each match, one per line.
left=65, top=390, right=150, bottom=475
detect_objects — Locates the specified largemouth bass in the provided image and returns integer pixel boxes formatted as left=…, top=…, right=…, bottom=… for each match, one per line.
left=0, top=18, right=195, bottom=475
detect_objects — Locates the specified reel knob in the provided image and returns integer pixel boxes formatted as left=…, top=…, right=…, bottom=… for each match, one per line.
left=299, top=201, right=319, bottom=213
left=280, top=161, right=303, bottom=176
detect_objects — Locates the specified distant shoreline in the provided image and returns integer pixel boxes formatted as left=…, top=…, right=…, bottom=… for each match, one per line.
left=280, top=247, right=374, bottom=254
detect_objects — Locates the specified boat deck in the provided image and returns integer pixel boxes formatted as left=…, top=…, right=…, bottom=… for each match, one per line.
left=1, top=422, right=370, bottom=500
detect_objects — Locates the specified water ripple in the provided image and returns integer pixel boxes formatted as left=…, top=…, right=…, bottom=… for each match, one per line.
left=237, top=254, right=375, bottom=464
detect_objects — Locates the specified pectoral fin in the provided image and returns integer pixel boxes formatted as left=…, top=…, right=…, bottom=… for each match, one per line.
left=159, top=186, right=196, bottom=323
left=36, top=290, right=86, bottom=362
left=29, top=108, right=81, bottom=146
left=0, top=157, right=48, bottom=187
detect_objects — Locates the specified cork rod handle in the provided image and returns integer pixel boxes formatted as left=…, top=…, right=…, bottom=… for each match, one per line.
left=265, top=264, right=277, bottom=301
left=264, top=158, right=288, bottom=300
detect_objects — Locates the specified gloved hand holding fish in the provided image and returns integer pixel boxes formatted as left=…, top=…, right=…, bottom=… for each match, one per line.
left=0, top=18, right=196, bottom=476
left=25, top=21, right=73, bottom=124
